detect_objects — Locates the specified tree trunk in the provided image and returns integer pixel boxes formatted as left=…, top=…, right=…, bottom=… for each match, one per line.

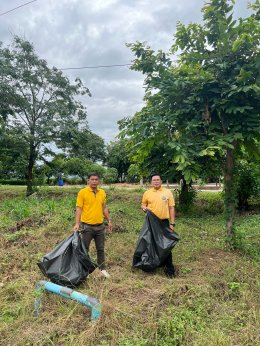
left=26, top=143, right=36, bottom=196
left=179, top=178, right=188, bottom=207
left=223, top=146, right=237, bottom=245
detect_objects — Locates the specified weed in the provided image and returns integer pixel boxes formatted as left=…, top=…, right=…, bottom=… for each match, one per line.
left=0, top=186, right=259, bottom=346
left=107, top=185, right=116, bottom=191
left=4, top=229, right=29, bottom=242
left=45, top=199, right=57, bottom=215
left=234, top=214, right=260, bottom=260
left=133, top=280, right=145, bottom=289
left=132, top=187, right=146, bottom=193
left=181, top=267, right=193, bottom=274
left=157, top=306, right=208, bottom=345
left=227, top=281, right=241, bottom=291
left=116, top=337, right=149, bottom=346
left=0, top=306, right=22, bottom=323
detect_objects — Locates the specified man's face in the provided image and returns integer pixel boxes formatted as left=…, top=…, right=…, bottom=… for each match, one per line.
left=151, top=175, right=162, bottom=189
left=88, top=175, right=100, bottom=188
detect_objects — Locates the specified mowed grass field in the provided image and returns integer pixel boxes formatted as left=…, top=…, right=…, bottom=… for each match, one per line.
left=0, top=186, right=259, bottom=346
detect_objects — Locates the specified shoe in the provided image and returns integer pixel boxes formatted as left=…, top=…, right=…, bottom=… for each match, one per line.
left=164, top=266, right=176, bottom=278
left=100, top=269, right=110, bottom=278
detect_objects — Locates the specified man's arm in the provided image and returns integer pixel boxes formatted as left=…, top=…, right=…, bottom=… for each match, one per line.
left=103, top=204, right=112, bottom=232
left=141, top=193, right=148, bottom=212
left=73, top=206, right=82, bottom=231
left=169, top=206, right=175, bottom=231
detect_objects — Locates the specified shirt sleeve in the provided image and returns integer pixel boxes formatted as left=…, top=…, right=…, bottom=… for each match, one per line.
left=141, top=191, right=148, bottom=207
left=76, top=190, right=84, bottom=208
left=168, top=191, right=175, bottom=207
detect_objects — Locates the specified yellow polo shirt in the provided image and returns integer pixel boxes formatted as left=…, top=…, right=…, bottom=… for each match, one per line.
left=76, top=186, right=106, bottom=224
left=141, top=187, right=175, bottom=220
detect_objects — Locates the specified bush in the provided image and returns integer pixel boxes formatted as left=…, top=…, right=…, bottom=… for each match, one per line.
left=235, top=161, right=260, bottom=210
left=175, top=186, right=197, bottom=212
left=0, top=180, right=27, bottom=185
left=63, top=176, right=82, bottom=185
left=194, top=192, right=224, bottom=215
left=103, top=168, right=118, bottom=184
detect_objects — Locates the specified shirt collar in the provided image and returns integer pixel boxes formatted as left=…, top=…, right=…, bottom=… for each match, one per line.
left=86, top=186, right=100, bottom=192
left=152, top=186, right=163, bottom=191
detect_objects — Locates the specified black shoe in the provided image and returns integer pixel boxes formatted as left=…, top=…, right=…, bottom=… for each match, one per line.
left=164, top=266, right=176, bottom=278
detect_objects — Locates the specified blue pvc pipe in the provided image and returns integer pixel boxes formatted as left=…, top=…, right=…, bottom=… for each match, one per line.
left=34, top=280, right=101, bottom=321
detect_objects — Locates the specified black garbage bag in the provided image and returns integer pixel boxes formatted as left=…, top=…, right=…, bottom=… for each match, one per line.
left=133, top=210, right=180, bottom=272
left=37, top=232, right=96, bottom=287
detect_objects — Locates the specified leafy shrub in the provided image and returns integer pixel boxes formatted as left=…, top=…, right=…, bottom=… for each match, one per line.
left=103, top=167, right=118, bottom=183
left=63, top=176, right=82, bottom=185
left=157, top=304, right=208, bottom=345
left=194, top=192, right=224, bottom=215
left=235, top=161, right=260, bottom=210
left=175, top=186, right=197, bottom=212
left=0, top=180, right=27, bottom=185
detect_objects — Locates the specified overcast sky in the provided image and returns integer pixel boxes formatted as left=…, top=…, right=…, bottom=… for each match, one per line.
left=0, top=0, right=251, bottom=143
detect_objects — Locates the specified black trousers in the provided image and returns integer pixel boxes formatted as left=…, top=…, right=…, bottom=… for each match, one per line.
left=80, top=223, right=106, bottom=270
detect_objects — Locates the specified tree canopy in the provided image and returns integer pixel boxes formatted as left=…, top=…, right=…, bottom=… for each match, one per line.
left=57, top=127, right=105, bottom=163
left=0, top=36, right=91, bottom=194
left=106, top=139, right=131, bottom=181
left=119, top=0, right=260, bottom=242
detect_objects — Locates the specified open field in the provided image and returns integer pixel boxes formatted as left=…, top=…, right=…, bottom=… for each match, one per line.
left=0, top=186, right=259, bottom=346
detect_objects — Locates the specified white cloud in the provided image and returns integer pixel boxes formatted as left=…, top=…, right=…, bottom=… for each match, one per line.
left=0, top=0, right=252, bottom=142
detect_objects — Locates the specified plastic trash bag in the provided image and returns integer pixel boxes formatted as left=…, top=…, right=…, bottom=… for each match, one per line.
left=38, top=232, right=96, bottom=287
left=133, top=210, right=180, bottom=271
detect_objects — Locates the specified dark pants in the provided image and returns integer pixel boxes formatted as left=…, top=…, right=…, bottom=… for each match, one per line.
left=161, top=219, right=175, bottom=276
left=80, top=223, right=106, bottom=270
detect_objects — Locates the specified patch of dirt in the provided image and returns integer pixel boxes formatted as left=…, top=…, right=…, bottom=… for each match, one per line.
left=188, top=249, right=239, bottom=277
left=37, top=190, right=77, bottom=198
left=2, top=215, right=50, bottom=233
left=109, top=183, right=143, bottom=188
left=109, top=286, right=162, bottom=303
left=0, top=191, right=23, bottom=201
left=112, top=224, right=128, bottom=233
left=105, top=280, right=198, bottom=321
left=238, top=205, right=260, bottom=215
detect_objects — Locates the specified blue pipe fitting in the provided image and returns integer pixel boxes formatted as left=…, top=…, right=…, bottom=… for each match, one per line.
left=34, top=280, right=101, bottom=321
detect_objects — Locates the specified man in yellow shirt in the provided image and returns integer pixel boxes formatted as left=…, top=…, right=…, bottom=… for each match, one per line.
left=74, top=173, right=112, bottom=278
left=141, top=174, right=176, bottom=277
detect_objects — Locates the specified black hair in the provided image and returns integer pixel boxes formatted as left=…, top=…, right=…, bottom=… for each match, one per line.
left=150, top=173, right=162, bottom=181
left=87, top=172, right=101, bottom=179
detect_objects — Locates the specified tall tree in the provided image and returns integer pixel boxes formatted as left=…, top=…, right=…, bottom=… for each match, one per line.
left=40, top=154, right=67, bottom=184
left=58, top=127, right=106, bottom=163
left=106, top=139, right=131, bottom=181
left=0, top=36, right=90, bottom=195
left=65, top=157, right=105, bottom=183
left=0, top=128, right=28, bottom=179
left=120, top=0, right=260, bottom=244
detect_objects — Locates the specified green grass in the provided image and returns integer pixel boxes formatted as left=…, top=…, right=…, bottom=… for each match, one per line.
left=0, top=186, right=259, bottom=346
left=235, top=214, right=260, bottom=260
